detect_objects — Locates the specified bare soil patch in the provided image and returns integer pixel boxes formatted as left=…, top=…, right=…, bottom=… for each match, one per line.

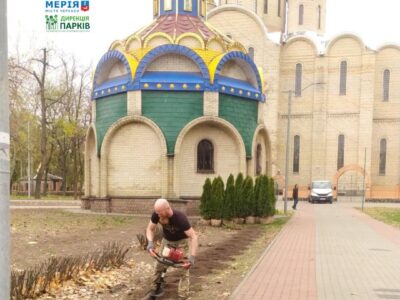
left=11, top=209, right=289, bottom=299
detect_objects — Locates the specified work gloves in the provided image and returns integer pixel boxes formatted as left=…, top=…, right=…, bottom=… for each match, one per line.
left=188, top=255, right=195, bottom=266
left=147, top=241, right=154, bottom=253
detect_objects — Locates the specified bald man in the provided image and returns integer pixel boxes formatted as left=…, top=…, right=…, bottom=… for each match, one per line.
left=146, top=198, right=198, bottom=299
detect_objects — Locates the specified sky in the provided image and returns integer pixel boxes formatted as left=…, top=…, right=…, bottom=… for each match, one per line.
left=7, top=0, right=400, bottom=67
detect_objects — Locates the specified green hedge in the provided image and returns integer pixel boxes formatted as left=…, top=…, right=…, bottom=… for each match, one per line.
left=199, top=174, right=276, bottom=220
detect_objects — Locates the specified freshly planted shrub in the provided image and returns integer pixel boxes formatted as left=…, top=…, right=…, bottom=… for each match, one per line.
left=242, top=176, right=254, bottom=218
left=210, top=177, right=225, bottom=219
left=200, top=178, right=212, bottom=219
left=254, top=176, right=261, bottom=217
left=223, top=174, right=235, bottom=220
left=268, top=177, right=277, bottom=216
left=259, top=175, right=269, bottom=217
left=234, top=173, right=244, bottom=218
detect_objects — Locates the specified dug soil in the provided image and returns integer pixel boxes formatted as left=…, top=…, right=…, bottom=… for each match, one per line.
left=11, top=209, right=288, bottom=299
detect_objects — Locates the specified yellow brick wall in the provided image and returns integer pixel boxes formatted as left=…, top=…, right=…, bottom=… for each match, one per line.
left=208, top=6, right=280, bottom=176
left=147, top=53, right=200, bottom=72
left=177, top=36, right=203, bottom=49
left=107, top=122, right=163, bottom=196
left=219, top=0, right=285, bottom=32
left=177, top=123, right=243, bottom=197
left=374, top=47, right=400, bottom=118
left=287, top=0, right=325, bottom=35
left=220, top=60, right=248, bottom=81
left=253, top=131, right=269, bottom=175
left=327, top=37, right=363, bottom=113
left=145, top=36, right=172, bottom=48
left=85, top=127, right=99, bottom=197
left=371, top=120, right=400, bottom=186
left=108, top=60, right=128, bottom=79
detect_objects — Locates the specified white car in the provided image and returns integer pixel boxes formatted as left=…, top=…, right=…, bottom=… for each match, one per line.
left=309, top=180, right=333, bottom=204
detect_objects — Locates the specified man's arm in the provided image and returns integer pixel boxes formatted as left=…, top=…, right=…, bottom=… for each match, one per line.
left=146, top=220, right=157, bottom=256
left=184, top=227, right=198, bottom=257
left=146, top=220, right=157, bottom=241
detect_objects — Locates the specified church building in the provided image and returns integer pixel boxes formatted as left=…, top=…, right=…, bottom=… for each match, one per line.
left=84, top=0, right=400, bottom=213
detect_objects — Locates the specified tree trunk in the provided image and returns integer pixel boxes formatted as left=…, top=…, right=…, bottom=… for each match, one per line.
left=73, top=137, right=78, bottom=199
left=34, top=49, right=48, bottom=199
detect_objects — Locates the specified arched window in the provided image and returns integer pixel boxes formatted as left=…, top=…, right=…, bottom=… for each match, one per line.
left=264, top=0, right=268, bottom=14
left=379, top=138, right=387, bottom=175
left=337, top=134, right=344, bottom=170
left=295, top=63, right=302, bottom=96
left=383, top=69, right=390, bottom=101
left=277, top=0, right=281, bottom=17
left=184, top=0, right=192, bottom=11
left=248, top=47, right=254, bottom=60
left=293, top=135, right=300, bottom=173
left=197, top=139, right=214, bottom=172
left=256, top=144, right=262, bottom=175
left=340, top=61, right=347, bottom=95
left=299, top=4, right=304, bottom=25
left=317, top=5, right=321, bottom=29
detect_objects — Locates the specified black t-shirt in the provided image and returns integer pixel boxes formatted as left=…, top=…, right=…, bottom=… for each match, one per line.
left=151, top=209, right=191, bottom=241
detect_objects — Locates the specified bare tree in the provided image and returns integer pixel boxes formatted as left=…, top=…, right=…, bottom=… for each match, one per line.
left=12, top=48, right=68, bottom=198
left=9, top=48, right=91, bottom=198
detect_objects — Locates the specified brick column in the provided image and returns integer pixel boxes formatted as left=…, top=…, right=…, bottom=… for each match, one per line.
left=92, top=100, right=96, bottom=122
left=127, top=90, right=142, bottom=116
left=166, top=155, right=176, bottom=198
left=203, top=91, right=219, bottom=116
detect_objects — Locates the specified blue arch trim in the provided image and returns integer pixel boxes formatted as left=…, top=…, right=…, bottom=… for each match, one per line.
left=93, top=50, right=132, bottom=87
left=214, top=51, right=263, bottom=95
left=133, top=45, right=210, bottom=89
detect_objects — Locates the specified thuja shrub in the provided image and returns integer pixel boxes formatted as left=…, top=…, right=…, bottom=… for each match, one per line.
left=259, top=175, right=269, bottom=217
left=200, top=178, right=212, bottom=220
left=267, top=177, right=277, bottom=216
left=234, top=173, right=244, bottom=218
left=242, top=176, right=254, bottom=218
left=209, top=177, right=225, bottom=219
left=223, top=174, right=235, bottom=220
left=253, top=176, right=262, bottom=217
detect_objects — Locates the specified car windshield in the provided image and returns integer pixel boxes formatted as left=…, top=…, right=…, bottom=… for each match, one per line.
left=312, top=181, right=331, bottom=189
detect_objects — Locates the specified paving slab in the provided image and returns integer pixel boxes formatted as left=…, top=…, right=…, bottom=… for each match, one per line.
left=231, top=201, right=400, bottom=300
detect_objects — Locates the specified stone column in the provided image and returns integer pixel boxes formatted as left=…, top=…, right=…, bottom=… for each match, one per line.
left=203, top=91, right=219, bottom=116
left=127, top=90, right=142, bottom=116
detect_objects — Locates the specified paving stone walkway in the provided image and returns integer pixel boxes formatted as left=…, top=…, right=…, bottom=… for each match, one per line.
left=231, top=201, right=400, bottom=300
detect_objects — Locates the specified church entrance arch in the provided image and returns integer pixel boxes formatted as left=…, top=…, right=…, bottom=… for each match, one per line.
left=333, top=164, right=371, bottom=201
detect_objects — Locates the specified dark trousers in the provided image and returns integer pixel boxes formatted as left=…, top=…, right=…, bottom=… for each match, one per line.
left=293, top=198, right=298, bottom=209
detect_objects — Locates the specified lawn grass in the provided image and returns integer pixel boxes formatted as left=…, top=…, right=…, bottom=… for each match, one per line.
left=360, top=207, right=400, bottom=228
